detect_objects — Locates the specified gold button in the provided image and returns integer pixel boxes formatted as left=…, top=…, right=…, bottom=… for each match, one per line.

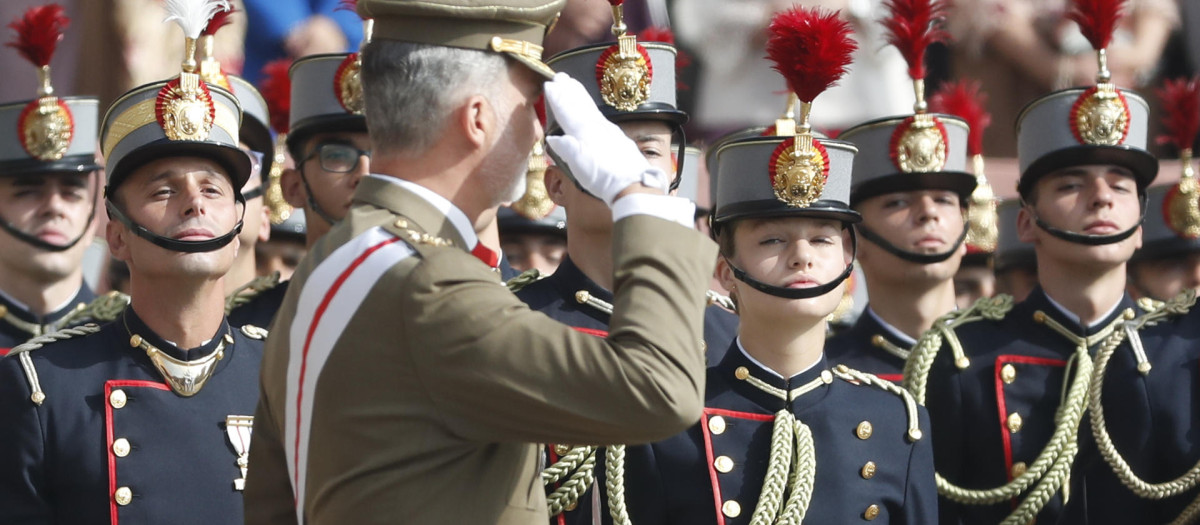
left=1011, top=461, right=1027, bottom=478
left=734, top=366, right=749, bottom=380
left=1033, top=311, right=1046, bottom=323
left=870, top=334, right=885, bottom=347
left=722, top=500, right=741, bottom=518
left=1007, top=412, right=1023, bottom=433
left=223, top=333, right=235, bottom=344
left=820, top=370, right=833, bottom=384
left=864, top=504, right=880, bottom=520
left=109, top=389, right=127, bottom=409
left=113, top=438, right=131, bottom=457
left=1001, top=364, right=1017, bottom=384
left=955, top=356, right=971, bottom=369
left=31, top=391, right=45, bottom=405
left=129, top=334, right=142, bottom=348
left=714, top=455, right=734, bottom=473
left=708, top=415, right=727, bottom=435
left=856, top=421, right=873, bottom=440
left=553, top=444, right=570, bottom=456
left=861, top=461, right=877, bottom=479
left=394, top=218, right=408, bottom=228
left=114, top=486, right=132, bottom=506
left=0, top=305, right=7, bottom=317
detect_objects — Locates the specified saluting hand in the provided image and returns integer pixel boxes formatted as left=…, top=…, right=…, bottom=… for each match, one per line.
left=543, top=73, right=671, bottom=206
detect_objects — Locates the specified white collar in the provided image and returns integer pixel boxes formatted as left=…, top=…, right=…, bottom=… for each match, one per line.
left=1042, top=291, right=1123, bottom=329
left=735, top=336, right=821, bottom=380
left=369, top=174, right=479, bottom=248
left=864, top=307, right=918, bottom=346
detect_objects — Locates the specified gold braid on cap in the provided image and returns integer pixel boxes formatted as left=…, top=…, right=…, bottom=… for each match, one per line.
left=8, top=5, right=74, bottom=161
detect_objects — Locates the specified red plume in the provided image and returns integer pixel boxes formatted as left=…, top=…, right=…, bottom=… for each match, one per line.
left=930, top=80, right=991, bottom=156
left=1155, top=76, right=1200, bottom=152
left=766, top=7, right=857, bottom=104
left=201, top=4, right=235, bottom=37
left=6, top=4, right=69, bottom=68
left=639, top=26, right=691, bottom=85
left=1067, top=0, right=1127, bottom=50
left=881, top=0, right=950, bottom=80
left=259, top=59, right=293, bottom=134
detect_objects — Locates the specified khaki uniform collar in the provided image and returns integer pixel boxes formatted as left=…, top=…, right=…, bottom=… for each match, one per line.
left=353, top=175, right=472, bottom=249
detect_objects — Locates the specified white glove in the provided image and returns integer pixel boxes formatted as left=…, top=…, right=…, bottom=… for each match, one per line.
left=543, top=73, right=670, bottom=206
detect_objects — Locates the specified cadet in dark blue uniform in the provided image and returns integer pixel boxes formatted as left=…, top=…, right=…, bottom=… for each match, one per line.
left=0, top=5, right=266, bottom=523
left=1055, top=79, right=1200, bottom=524
left=825, top=15, right=978, bottom=383
left=601, top=10, right=936, bottom=523
left=513, top=13, right=736, bottom=523
left=0, top=6, right=126, bottom=354
left=905, top=8, right=1164, bottom=521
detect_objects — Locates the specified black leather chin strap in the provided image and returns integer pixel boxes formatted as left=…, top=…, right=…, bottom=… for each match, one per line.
left=727, top=227, right=858, bottom=300
left=0, top=174, right=100, bottom=253
left=297, top=166, right=340, bottom=226
left=1026, top=193, right=1146, bottom=246
left=856, top=221, right=968, bottom=264
left=105, top=194, right=246, bottom=254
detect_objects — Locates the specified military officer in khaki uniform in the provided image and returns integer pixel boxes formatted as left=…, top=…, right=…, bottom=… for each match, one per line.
left=242, top=0, right=717, bottom=523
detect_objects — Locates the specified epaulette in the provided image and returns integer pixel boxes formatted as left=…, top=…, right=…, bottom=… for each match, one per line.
left=45, top=291, right=129, bottom=332
left=224, top=273, right=281, bottom=314
left=831, top=364, right=924, bottom=442
left=240, top=324, right=269, bottom=340
left=8, top=323, right=102, bottom=406
left=505, top=268, right=543, bottom=293
left=1136, top=296, right=1166, bottom=314
left=905, top=294, right=1014, bottom=376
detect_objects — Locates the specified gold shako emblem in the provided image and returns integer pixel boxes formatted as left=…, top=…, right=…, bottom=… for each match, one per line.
left=334, top=53, right=364, bottom=115
left=1070, top=86, right=1130, bottom=146
left=511, top=142, right=556, bottom=220
left=1164, top=177, right=1200, bottom=239
left=17, top=97, right=73, bottom=161
left=155, top=73, right=216, bottom=141
left=769, top=136, right=829, bottom=208
left=890, top=114, right=948, bottom=173
left=595, top=37, right=653, bottom=112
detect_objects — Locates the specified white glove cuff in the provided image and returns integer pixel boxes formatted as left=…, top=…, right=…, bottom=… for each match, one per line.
left=638, top=167, right=672, bottom=194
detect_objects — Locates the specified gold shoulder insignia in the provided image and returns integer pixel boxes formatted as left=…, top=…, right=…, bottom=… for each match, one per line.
left=400, top=228, right=453, bottom=248
left=1136, top=296, right=1165, bottom=314
left=240, top=324, right=269, bottom=340
left=225, top=273, right=282, bottom=314
left=505, top=268, right=543, bottom=292
left=9, top=324, right=103, bottom=406
left=832, top=365, right=924, bottom=442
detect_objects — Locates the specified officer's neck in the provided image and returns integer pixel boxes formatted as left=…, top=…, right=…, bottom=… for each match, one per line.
left=0, top=263, right=84, bottom=318
left=303, top=208, right=331, bottom=247
left=863, top=275, right=957, bottom=340
left=565, top=227, right=614, bottom=291
left=1037, top=258, right=1127, bottom=326
left=127, top=272, right=227, bottom=349
left=737, top=311, right=825, bottom=378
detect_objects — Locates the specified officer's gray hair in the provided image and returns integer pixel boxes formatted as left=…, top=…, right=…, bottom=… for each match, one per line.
left=361, top=40, right=509, bottom=156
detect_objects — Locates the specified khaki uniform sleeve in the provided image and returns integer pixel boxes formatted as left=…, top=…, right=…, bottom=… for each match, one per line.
left=406, top=215, right=717, bottom=446
left=243, top=382, right=299, bottom=525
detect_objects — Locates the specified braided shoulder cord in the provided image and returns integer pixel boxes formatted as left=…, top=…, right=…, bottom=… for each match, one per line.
left=872, top=335, right=912, bottom=361
left=1087, top=292, right=1200, bottom=505
left=606, top=445, right=632, bottom=525
left=904, top=294, right=1092, bottom=509
left=59, top=291, right=130, bottom=328
left=749, top=410, right=795, bottom=525
left=833, top=366, right=923, bottom=442
left=546, top=448, right=597, bottom=516
left=776, top=420, right=816, bottom=525
left=505, top=268, right=543, bottom=293
left=10, top=324, right=102, bottom=405
left=542, top=445, right=596, bottom=485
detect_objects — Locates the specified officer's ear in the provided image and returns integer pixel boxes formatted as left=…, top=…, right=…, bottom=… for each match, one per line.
left=459, top=93, right=494, bottom=150
left=1016, top=204, right=1037, bottom=243
left=106, top=215, right=131, bottom=263
left=544, top=166, right=568, bottom=207
left=280, top=167, right=307, bottom=209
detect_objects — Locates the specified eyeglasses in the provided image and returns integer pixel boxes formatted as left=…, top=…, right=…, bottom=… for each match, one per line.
left=301, top=143, right=371, bottom=174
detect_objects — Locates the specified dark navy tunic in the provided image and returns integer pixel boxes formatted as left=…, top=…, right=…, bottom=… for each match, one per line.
left=0, top=308, right=264, bottom=525
left=826, top=307, right=916, bottom=382
left=0, top=285, right=96, bottom=355
left=921, top=288, right=1142, bottom=524
left=608, top=342, right=936, bottom=524
left=1061, top=292, right=1200, bottom=524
